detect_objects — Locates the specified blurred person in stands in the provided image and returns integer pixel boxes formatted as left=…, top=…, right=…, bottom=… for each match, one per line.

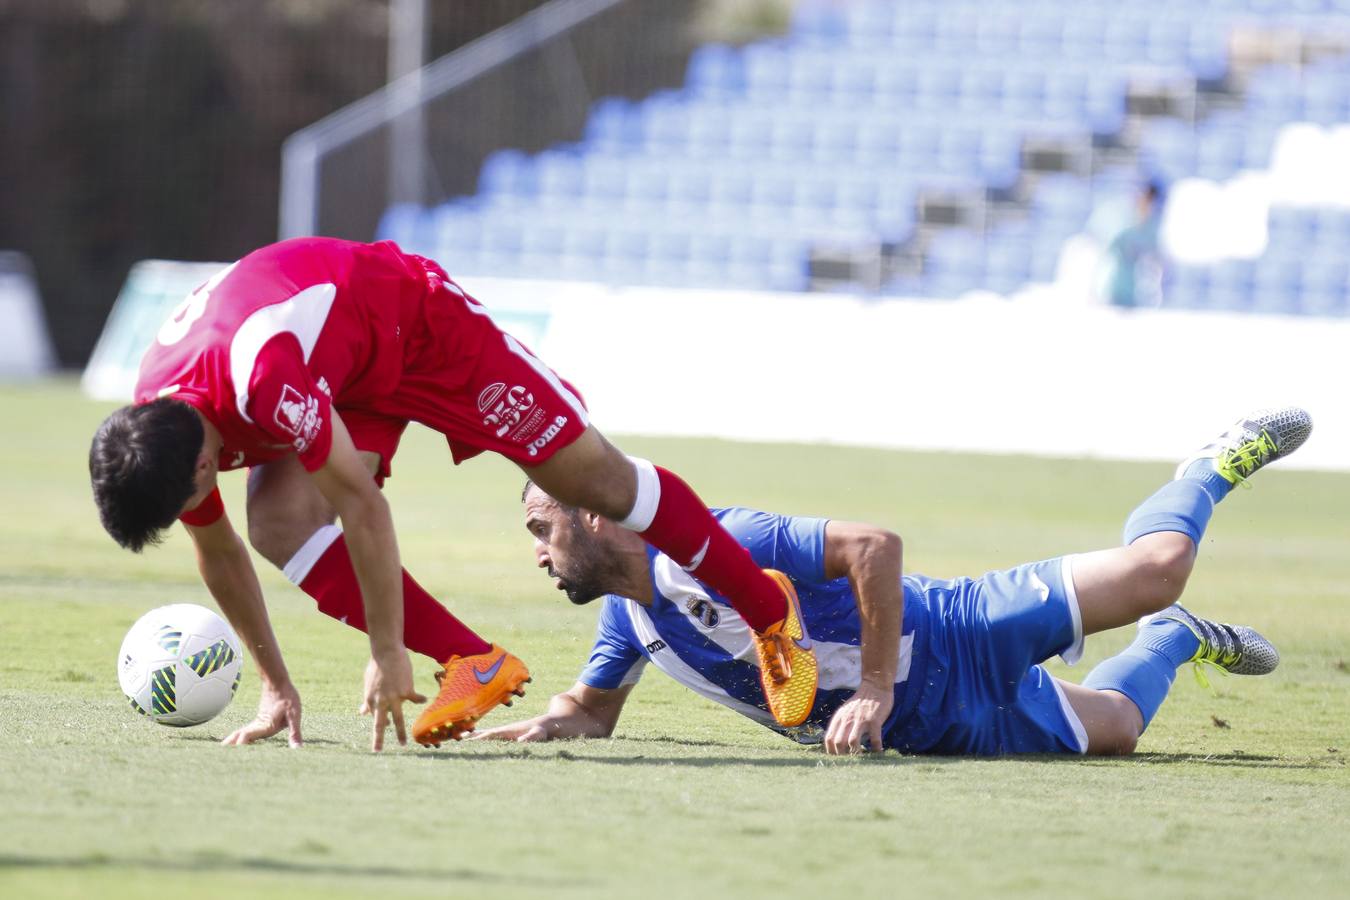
left=1094, top=178, right=1167, bottom=309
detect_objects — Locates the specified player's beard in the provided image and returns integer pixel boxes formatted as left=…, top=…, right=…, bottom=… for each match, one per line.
left=551, top=528, right=624, bottom=606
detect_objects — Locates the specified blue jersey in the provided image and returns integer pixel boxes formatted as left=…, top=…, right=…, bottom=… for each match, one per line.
left=577, top=507, right=1088, bottom=754
left=578, top=507, right=925, bottom=741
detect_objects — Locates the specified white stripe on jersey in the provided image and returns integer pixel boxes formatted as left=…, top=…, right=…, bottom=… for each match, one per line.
left=458, top=295, right=590, bottom=426
left=501, top=333, right=590, bottom=425
left=229, top=283, right=338, bottom=424
left=624, top=597, right=778, bottom=727
left=649, top=554, right=915, bottom=692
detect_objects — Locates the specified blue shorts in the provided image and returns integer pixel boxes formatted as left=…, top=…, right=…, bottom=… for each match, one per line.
left=886, top=557, right=1089, bottom=755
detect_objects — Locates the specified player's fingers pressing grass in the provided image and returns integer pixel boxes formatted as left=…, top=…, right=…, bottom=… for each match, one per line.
left=220, top=687, right=303, bottom=748
left=372, top=703, right=389, bottom=752
left=824, top=686, right=891, bottom=755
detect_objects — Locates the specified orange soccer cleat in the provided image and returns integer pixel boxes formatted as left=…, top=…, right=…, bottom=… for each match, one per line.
left=412, top=644, right=531, bottom=747
left=751, top=569, right=818, bottom=728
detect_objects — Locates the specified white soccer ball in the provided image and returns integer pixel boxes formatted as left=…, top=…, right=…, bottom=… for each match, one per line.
left=117, top=603, right=244, bottom=727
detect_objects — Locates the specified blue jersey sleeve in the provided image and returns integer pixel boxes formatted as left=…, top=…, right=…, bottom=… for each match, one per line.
left=711, top=507, right=830, bottom=585
left=577, top=597, right=647, bottom=690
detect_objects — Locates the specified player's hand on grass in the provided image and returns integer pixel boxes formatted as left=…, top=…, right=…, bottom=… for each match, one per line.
left=360, top=647, right=426, bottom=752
left=824, top=680, right=892, bottom=755
left=469, top=720, right=550, bottom=743
left=222, top=679, right=303, bottom=748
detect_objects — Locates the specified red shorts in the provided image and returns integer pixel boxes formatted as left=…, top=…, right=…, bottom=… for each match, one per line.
left=341, top=272, right=588, bottom=483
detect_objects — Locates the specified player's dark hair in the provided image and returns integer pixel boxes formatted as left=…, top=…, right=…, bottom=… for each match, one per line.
left=89, top=398, right=204, bottom=553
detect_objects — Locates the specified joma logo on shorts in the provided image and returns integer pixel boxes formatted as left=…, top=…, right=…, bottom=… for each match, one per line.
left=526, top=416, right=568, bottom=457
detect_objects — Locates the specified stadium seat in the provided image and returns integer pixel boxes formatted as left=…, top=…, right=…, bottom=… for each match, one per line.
left=376, top=0, right=1350, bottom=308
left=686, top=43, right=744, bottom=98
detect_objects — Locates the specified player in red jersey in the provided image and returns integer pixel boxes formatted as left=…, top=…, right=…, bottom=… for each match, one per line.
left=89, top=238, right=822, bottom=751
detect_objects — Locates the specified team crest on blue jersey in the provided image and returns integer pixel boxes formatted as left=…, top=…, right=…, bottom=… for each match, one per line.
left=686, top=597, right=720, bottom=628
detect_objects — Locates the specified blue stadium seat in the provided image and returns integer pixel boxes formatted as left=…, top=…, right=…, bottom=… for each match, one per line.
left=666, top=167, right=711, bottom=215
left=957, top=67, right=1003, bottom=113
left=534, top=150, right=584, bottom=208
left=915, top=66, right=960, bottom=111
left=1195, top=125, right=1246, bottom=180
left=1028, top=236, right=1065, bottom=283
left=790, top=0, right=844, bottom=44
left=686, top=44, right=744, bottom=98
left=478, top=149, right=535, bottom=200
left=1247, top=67, right=1303, bottom=119
left=874, top=60, right=918, bottom=101
left=583, top=98, right=637, bottom=152
left=1140, top=119, right=1198, bottom=181
left=1167, top=264, right=1210, bottom=308
left=726, top=107, right=774, bottom=159
left=743, top=42, right=791, bottom=101
left=1210, top=259, right=1257, bottom=310
left=984, top=232, right=1035, bottom=293
left=377, top=204, right=424, bottom=248
left=1300, top=287, right=1345, bottom=317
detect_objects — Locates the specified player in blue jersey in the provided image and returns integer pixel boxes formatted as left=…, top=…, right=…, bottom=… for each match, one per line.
left=476, top=408, right=1311, bottom=755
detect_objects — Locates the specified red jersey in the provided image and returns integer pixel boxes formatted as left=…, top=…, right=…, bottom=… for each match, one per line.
left=135, top=238, right=431, bottom=475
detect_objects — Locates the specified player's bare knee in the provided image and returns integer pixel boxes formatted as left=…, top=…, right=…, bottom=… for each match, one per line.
left=1129, top=535, right=1194, bottom=607
left=1086, top=712, right=1140, bottom=756
left=246, top=516, right=292, bottom=568
left=1091, top=729, right=1138, bottom=756
left=246, top=499, right=335, bottom=568
left=1150, top=543, right=1194, bottom=602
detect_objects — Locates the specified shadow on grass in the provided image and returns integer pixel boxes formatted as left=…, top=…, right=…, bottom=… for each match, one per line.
left=0, top=852, right=590, bottom=887
left=171, top=733, right=343, bottom=747
left=1129, top=751, right=1340, bottom=770
left=416, top=744, right=1342, bottom=770
left=417, top=743, right=950, bottom=768
left=1015, top=751, right=1341, bottom=771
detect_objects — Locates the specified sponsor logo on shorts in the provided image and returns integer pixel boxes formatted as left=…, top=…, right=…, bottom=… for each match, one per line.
left=645, top=639, right=667, bottom=653
left=511, top=407, right=549, bottom=444
left=526, top=415, right=569, bottom=458
left=686, top=597, right=721, bottom=628
left=481, top=384, right=535, bottom=438
left=274, top=384, right=323, bottom=453
left=477, top=382, right=506, bottom=413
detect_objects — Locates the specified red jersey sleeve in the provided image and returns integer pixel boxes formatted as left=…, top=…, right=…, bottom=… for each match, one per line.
left=245, top=335, right=335, bottom=472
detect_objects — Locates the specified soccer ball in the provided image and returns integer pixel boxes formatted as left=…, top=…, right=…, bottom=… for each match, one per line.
left=117, top=603, right=244, bottom=727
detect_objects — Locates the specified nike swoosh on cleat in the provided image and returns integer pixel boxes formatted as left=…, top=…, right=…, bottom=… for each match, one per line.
left=792, top=634, right=813, bottom=652
left=473, top=654, right=506, bottom=684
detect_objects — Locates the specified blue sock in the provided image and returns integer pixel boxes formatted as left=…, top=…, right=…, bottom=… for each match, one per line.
left=1122, top=478, right=1215, bottom=546
left=1082, top=619, right=1200, bottom=730
left=1180, top=458, right=1234, bottom=503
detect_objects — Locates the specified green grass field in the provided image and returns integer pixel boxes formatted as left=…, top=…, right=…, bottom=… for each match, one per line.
left=2, top=380, right=1347, bottom=899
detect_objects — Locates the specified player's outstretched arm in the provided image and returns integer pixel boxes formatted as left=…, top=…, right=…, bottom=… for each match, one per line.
left=309, top=413, right=425, bottom=751
left=184, top=513, right=302, bottom=748
left=821, top=520, right=904, bottom=755
left=472, top=683, right=634, bottom=743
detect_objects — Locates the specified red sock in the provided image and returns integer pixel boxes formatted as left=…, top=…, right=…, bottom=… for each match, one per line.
left=295, top=532, right=492, bottom=661
left=636, top=466, right=786, bottom=632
